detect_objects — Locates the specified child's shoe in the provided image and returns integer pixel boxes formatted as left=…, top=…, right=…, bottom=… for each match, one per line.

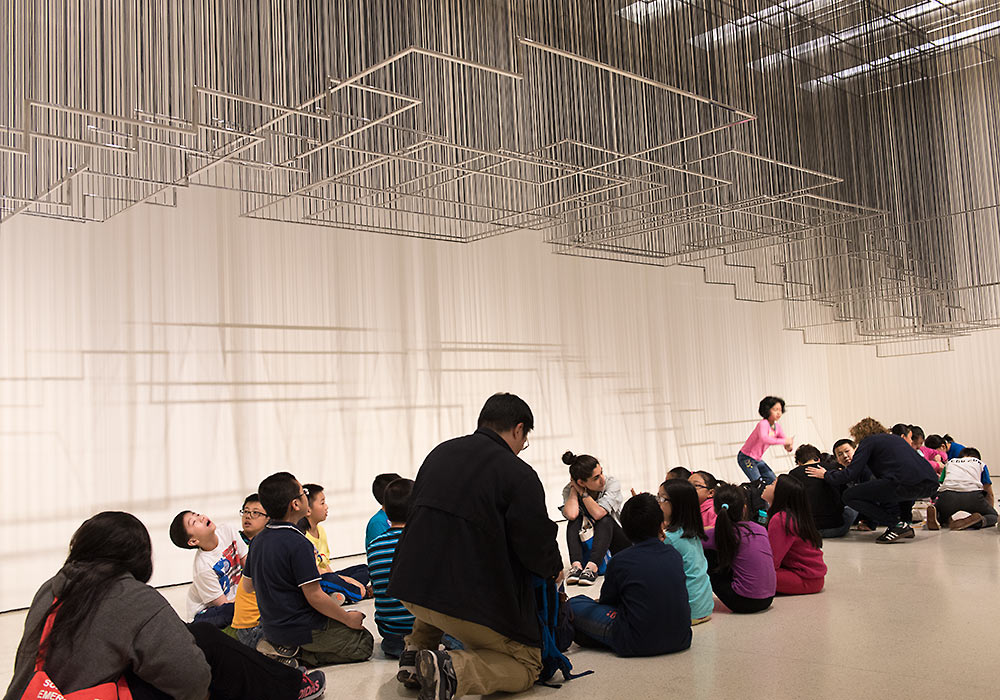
left=565, top=565, right=583, bottom=585
left=397, top=649, right=420, bottom=689
left=298, top=670, right=326, bottom=700
left=577, top=568, right=598, bottom=586
left=691, top=615, right=712, bottom=626
left=925, top=504, right=940, bottom=530
left=256, top=638, right=300, bottom=666
left=415, top=650, right=457, bottom=700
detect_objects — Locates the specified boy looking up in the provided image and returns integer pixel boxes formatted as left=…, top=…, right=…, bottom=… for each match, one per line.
left=243, top=472, right=373, bottom=667
left=169, top=510, right=247, bottom=625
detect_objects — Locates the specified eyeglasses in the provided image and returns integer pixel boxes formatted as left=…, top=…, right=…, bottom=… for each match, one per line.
left=656, top=495, right=670, bottom=504
left=522, top=437, right=529, bottom=451
left=692, top=484, right=709, bottom=490
left=240, top=509, right=267, bottom=519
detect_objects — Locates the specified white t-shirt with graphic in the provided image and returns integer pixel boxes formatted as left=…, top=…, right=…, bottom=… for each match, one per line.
left=186, top=522, right=249, bottom=619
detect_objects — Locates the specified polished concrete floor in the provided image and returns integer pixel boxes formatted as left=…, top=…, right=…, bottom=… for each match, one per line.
left=2, top=524, right=997, bottom=699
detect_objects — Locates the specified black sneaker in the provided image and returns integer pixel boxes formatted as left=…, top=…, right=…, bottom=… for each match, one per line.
left=578, top=568, right=598, bottom=586
left=397, top=648, right=420, bottom=689
left=298, top=670, right=326, bottom=700
left=415, top=650, right=457, bottom=700
left=565, top=565, right=583, bottom=585
left=257, top=638, right=300, bottom=666
left=875, top=523, right=915, bottom=543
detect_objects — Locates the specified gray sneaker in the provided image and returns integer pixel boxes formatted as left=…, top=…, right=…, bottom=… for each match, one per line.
left=578, top=568, right=598, bottom=586
left=565, top=565, right=583, bottom=585
left=415, top=650, right=457, bottom=700
left=257, top=638, right=300, bottom=666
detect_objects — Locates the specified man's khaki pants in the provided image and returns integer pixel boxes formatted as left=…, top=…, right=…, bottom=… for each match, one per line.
left=402, top=602, right=542, bottom=697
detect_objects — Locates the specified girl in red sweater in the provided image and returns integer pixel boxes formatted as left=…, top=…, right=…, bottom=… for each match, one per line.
left=763, top=476, right=827, bottom=595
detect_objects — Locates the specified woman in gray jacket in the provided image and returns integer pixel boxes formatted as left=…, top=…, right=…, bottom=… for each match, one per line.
left=4, top=511, right=324, bottom=700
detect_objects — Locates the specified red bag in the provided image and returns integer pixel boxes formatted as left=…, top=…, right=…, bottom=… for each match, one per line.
left=21, top=600, right=132, bottom=700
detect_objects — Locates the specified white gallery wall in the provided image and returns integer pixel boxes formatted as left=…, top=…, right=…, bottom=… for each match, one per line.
left=0, top=186, right=975, bottom=610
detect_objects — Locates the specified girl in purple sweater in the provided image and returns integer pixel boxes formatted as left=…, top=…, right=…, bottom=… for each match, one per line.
left=763, top=476, right=827, bottom=595
left=702, top=484, right=776, bottom=614
left=737, top=396, right=794, bottom=485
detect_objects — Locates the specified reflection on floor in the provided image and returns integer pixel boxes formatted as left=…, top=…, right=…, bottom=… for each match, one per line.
left=2, top=526, right=997, bottom=699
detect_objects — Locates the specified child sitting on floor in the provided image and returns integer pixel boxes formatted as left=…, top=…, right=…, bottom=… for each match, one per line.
left=927, top=447, right=998, bottom=530
left=689, top=470, right=718, bottom=529
left=763, top=475, right=827, bottom=595
left=702, top=484, right=776, bottom=613
left=169, top=509, right=248, bottom=627
left=365, top=472, right=403, bottom=550
left=667, top=466, right=692, bottom=480
left=366, top=478, right=415, bottom=658
left=658, top=479, right=713, bottom=624
left=243, top=472, right=373, bottom=667
left=297, top=483, right=370, bottom=603
left=568, top=493, right=691, bottom=657
left=918, top=435, right=948, bottom=474
left=233, top=493, right=268, bottom=648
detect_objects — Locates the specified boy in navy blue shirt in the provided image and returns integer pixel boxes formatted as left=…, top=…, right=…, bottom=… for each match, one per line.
left=243, top=472, right=374, bottom=667
left=568, top=493, right=692, bottom=657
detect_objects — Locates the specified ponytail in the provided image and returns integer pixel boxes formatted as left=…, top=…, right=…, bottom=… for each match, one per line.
left=711, top=484, right=750, bottom=572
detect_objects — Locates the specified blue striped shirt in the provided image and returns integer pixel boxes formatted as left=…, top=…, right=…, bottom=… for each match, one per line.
left=366, top=527, right=414, bottom=637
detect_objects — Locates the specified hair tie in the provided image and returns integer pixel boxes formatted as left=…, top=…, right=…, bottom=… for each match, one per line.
left=721, top=503, right=729, bottom=511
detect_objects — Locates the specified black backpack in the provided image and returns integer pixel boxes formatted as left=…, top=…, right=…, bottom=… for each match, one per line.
left=740, top=478, right=770, bottom=525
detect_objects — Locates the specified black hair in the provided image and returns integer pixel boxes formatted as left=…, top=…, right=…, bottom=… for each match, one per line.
left=767, top=475, right=823, bottom=549
left=667, top=466, right=692, bottom=480
left=692, top=470, right=718, bottom=491
left=909, top=425, right=925, bottom=440
left=302, top=483, right=323, bottom=507
left=924, top=435, right=944, bottom=450
left=959, top=446, right=982, bottom=459
left=563, top=451, right=600, bottom=483
left=242, top=493, right=261, bottom=508
left=383, top=478, right=415, bottom=523
left=372, top=473, right=403, bottom=505
left=794, top=444, right=822, bottom=465
left=711, top=484, right=751, bottom=572
left=943, top=434, right=954, bottom=444
left=661, top=479, right=705, bottom=540
left=890, top=423, right=911, bottom=437
left=258, top=472, right=302, bottom=520
left=758, top=396, right=786, bottom=420
left=832, top=438, right=855, bottom=451
left=38, top=512, right=153, bottom=660
left=620, top=493, right=664, bottom=542
left=169, top=510, right=196, bottom=550
left=477, top=393, right=534, bottom=434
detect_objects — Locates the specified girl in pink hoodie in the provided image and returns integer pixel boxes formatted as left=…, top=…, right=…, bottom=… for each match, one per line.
left=737, top=396, right=794, bottom=485
left=763, top=475, right=827, bottom=595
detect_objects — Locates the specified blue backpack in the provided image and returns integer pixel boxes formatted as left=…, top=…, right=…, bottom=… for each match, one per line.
left=532, top=576, right=593, bottom=686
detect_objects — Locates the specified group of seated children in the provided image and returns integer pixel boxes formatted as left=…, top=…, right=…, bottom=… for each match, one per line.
left=170, top=471, right=457, bottom=673
left=167, top=419, right=992, bottom=673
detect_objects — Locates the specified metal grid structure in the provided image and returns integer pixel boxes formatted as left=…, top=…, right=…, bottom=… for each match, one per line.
left=2, top=0, right=999, bottom=352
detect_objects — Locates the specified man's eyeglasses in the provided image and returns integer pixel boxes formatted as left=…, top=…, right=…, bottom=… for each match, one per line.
left=240, top=509, right=267, bottom=519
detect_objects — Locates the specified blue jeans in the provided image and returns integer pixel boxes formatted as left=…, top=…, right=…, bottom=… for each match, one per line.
left=737, top=452, right=776, bottom=484
left=381, top=634, right=405, bottom=658
left=818, top=506, right=859, bottom=539
left=568, top=595, right=616, bottom=649
left=235, top=624, right=264, bottom=649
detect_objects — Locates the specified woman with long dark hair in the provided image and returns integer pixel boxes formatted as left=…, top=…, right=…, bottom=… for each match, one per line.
left=4, top=511, right=324, bottom=700
left=763, top=476, right=827, bottom=595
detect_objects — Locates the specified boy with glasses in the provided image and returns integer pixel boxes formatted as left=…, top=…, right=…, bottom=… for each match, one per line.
left=233, top=493, right=268, bottom=647
left=242, top=472, right=373, bottom=667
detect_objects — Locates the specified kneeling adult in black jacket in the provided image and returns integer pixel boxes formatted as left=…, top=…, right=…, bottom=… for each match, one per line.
left=388, top=393, right=563, bottom=700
